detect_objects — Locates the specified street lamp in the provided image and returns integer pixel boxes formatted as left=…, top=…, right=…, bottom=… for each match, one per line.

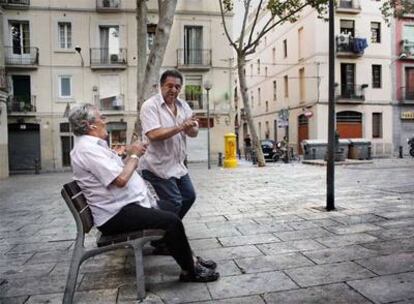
left=204, top=80, right=212, bottom=169
left=75, top=45, right=84, bottom=66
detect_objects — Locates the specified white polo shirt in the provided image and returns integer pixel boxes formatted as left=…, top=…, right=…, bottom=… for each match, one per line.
left=70, top=135, right=157, bottom=227
left=139, top=93, right=193, bottom=179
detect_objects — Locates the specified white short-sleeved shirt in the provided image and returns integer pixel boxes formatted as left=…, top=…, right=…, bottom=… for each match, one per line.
left=70, top=135, right=157, bottom=227
left=139, top=93, right=193, bottom=179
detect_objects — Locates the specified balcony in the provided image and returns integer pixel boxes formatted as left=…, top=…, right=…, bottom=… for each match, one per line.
left=1, top=0, right=30, bottom=9
left=336, top=35, right=367, bottom=58
left=336, top=84, right=367, bottom=103
left=96, top=0, right=121, bottom=12
left=398, top=87, right=414, bottom=104
left=177, top=49, right=211, bottom=71
left=400, top=40, right=414, bottom=59
left=98, top=95, right=125, bottom=113
left=7, top=95, right=37, bottom=114
left=336, top=0, right=361, bottom=14
left=90, top=48, right=127, bottom=70
left=5, top=46, right=39, bottom=69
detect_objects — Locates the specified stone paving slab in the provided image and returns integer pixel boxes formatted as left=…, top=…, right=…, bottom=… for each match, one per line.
left=354, top=252, right=414, bottom=275
left=347, top=272, right=414, bottom=304
left=284, top=261, right=376, bottom=287
left=207, top=271, right=298, bottom=299
left=263, top=283, right=372, bottom=304
left=187, top=295, right=266, bottom=304
left=302, top=244, right=381, bottom=264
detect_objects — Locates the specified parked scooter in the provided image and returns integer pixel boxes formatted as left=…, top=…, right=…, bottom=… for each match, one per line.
left=408, top=137, right=414, bottom=157
left=272, top=141, right=289, bottom=163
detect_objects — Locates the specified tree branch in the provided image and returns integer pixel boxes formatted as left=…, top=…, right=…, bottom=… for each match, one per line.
left=218, top=0, right=238, bottom=50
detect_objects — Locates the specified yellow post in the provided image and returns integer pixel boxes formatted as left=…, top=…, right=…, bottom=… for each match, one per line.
left=224, top=133, right=238, bottom=168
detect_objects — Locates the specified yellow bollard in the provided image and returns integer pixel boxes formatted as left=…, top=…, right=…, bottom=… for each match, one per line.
left=224, top=133, right=238, bottom=168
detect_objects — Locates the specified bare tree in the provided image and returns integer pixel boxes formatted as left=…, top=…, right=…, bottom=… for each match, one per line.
left=219, top=0, right=328, bottom=166
left=133, top=0, right=178, bottom=141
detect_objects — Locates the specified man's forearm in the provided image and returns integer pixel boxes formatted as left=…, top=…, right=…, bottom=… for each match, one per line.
left=185, top=125, right=199, bottom=137
left=146, top=125, right=184, bottom=141
left=112, top=157, right=139, bottom=187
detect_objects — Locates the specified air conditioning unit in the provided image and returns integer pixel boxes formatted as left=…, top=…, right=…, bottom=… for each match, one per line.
left=110, top=54, right=119, bottom=63
left=338, top=33, right=351, bottom=45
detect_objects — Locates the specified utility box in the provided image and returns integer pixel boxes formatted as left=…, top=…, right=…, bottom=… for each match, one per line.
left=302, top=140, right=327, bottom=160
left=348, top=139, right=371, bottom=160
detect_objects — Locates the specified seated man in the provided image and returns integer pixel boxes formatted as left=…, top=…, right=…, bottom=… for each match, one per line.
left=68, top=103, right=219, bottom=282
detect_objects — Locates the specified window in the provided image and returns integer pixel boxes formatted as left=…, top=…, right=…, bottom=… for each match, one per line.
left=58, top=22, right=72, bottom=49
left=184, top=26, right=203, bottom=64
left=257, top=59, right=260, bottom=75
left=266, top=101, right=269, bottom=112
left=372, top=65, right=382, bottom=88
left=258, top=122, right=262, bottom=140
left=283, top=39, right=287, bottom=58
left=299, top=68, right=305, bottom=102
left=265, top=121, right=270, bottom=139
left=298, top=27, right=304, bottom=59
left=258, top=87, right=261, bottom=106
left=250, top=91, right=254, bottom=108
left=99, top=25, right=120, bottom=63
left=273, top=80, right=277, bottom=101
left=59, top=75, right=72, bottom=98
left=9, top=21, right=30, bottom=54
left=371, top=22, right=381, bottom=43
left=272, top=47, right=276, bottom=63
left=250, top=64, right=253, bottom=77
left=284, top=75, right=289, bottom=97
left=265, top=67, right=268, bottom=77
left=340, top=19, right=355, bottom=37
left=372, top=112, right=382, bottom=138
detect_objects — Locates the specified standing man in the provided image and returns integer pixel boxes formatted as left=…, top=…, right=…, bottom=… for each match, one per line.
left=139, top=70, right=199, bottom=220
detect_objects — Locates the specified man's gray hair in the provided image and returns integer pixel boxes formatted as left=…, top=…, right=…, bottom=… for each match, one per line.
left=68, top=103, right=97, bottom=136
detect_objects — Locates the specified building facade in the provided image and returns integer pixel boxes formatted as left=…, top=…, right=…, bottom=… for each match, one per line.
left=2, top=0, right=234, bottom=174
left=0, top=5, right=9, bottom=179
left=392, top=12, right=414, bottom=155
left=238, top=0, right=394, bottom=157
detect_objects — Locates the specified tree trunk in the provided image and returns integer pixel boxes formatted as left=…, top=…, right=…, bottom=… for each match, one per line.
left=133, top=0, right=178, bottom=141
left=237, top=55, right=266, bottom=167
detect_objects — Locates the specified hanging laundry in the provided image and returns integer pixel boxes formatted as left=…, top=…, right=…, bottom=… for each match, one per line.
left=353, top=38, right=368, bottom=54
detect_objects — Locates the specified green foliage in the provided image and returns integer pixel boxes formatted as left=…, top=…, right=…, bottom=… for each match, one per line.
left=381, top=0, right=414, bottom=23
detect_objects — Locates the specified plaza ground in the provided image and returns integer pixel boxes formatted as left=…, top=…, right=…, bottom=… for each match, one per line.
left=1, top=158, right=414, bottom=303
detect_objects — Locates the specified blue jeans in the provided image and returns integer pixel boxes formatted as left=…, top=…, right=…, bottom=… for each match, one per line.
left=142, top=170, right=196, bottom=219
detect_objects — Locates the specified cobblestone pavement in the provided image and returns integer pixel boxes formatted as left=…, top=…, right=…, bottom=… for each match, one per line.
left=1, top=158, right=414, bottom=304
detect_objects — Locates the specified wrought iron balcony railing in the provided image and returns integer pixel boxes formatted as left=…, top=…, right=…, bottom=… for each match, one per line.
left=4, top=46, right=39, bottom=66
left=7, top=95, right=36, bottom=113
left=400, top=40, right=414, bottom=59
left=1, top=0, right=30, bottom=8
left=336, top=84, right=367, bottom=102
left=96, top=0, right=120, bottom=11
left=336, top=35, right=367, bottom=56
left=177, top=49, right=212, bottom=69
left=337, top=0, right=361, bottom=12
left=90, top=48, right=127, bottom=68
left=398, top=87, right=414, bottom=103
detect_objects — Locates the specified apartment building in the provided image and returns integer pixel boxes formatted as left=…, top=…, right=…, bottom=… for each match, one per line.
left=2, top=0, right=234, bottom=174
left=392, top=13, right=414, bottom=155
left=238, top=0, right=393, bottom=157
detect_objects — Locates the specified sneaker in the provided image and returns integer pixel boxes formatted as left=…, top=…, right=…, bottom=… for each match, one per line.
left=179, top=264, right=220, bottom=283
left=196, top=256, right=217, bottom=270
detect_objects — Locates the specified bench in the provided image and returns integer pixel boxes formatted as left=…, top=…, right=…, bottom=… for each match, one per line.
left=61, top=181, right=164, bottom=304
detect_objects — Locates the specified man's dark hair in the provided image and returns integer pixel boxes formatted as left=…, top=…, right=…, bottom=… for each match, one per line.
left=160, top=69, right=183, bottom=85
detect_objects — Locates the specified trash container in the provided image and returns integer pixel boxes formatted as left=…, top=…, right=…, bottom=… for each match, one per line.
left=348, top=139, right=371, bottom=160
left=338, top=139, right=350, bottom=160
left=302, top=140, right=328, bottom=160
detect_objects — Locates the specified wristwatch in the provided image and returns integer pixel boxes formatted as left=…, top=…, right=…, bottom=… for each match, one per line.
left=130, top=154, right=139, bottom=160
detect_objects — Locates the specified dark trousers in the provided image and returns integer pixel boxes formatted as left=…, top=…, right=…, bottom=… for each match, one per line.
left=98, top=203, right=194, bottom=272
left=142, top=170, right=196, bottom=219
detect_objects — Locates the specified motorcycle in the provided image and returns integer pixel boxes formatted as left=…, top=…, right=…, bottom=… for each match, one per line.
left=408, top=137, right=414, bottom=157
left=272, top=141, right=289, bottom=163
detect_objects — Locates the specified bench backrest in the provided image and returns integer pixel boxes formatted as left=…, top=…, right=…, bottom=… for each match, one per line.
left=62, top=181, right=94, bottom=233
